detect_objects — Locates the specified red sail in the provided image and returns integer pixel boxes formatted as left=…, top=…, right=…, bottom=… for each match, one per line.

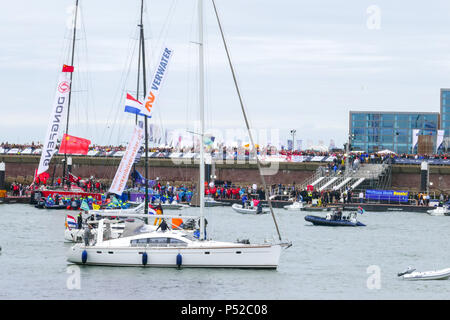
left=58, top=134, right=91, bottom=155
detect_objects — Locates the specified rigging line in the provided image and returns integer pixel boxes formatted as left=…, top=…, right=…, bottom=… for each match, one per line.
left=203, top=4, right=213, bottom=138
left=149, top=0, right=178, bottom=143
left=102, top=4, right=142, bottom=177
left=185, top=0, right=197, bottom=136
left=103, top=5, right=144, bottom=146
left=79, top=6, right=99, bottom=141
left=211, top=0, right=283, bottom=241
left=103, top=27, right=140, bottom=146
left=149, top=0, right=177, bottom=62
left=101, top=5, right=141, bottom=142
left=79, top=5, right=97, bottom=139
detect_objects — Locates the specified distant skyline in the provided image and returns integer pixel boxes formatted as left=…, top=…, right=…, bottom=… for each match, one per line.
left=2, top=0, right=450, bottom=149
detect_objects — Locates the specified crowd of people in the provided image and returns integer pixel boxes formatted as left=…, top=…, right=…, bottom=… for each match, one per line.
left=32, top=174, right=106, bottom=194
left=9, top=182, right=26, bottom=196
left=1, top=141, right=448, bottom=161
left=8, top=171, right=450, bottom=209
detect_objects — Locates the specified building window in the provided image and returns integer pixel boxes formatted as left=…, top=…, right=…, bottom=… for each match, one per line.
left=352, top=114, right=366, bottom=121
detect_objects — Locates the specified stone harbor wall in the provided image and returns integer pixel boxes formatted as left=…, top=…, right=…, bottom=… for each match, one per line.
left=1, top=155, right=449, bottom=193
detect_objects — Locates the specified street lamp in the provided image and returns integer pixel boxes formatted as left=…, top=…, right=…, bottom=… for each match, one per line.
left=290, top=129, right=296, bottom=151
left=345, top=134, right=355, bottom=175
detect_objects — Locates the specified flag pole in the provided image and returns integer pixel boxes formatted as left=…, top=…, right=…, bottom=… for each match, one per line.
left=139, top=0, right=149, bottom=215
left=63, top=0, right=79, bottom=190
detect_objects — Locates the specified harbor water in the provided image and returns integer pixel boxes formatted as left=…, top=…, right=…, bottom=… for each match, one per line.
left=1, top=204, right=450, bottom=299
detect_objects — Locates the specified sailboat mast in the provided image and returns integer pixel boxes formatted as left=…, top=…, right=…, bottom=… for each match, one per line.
left=133, top=1, right=143, bottom=189
left=139, top=0, right=149, bottom=215
left=198, top=0, right=206, bottom=240
left=63, top=0, right=79, bottom=185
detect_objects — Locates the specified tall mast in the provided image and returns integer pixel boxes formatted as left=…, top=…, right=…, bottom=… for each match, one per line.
left=63, top=0, right=79, bottom=185
left=139, top=0, right=149, bottom=215
left=133, top=1, right=143, bottom=189
left=198, top=0, right=206, bottom=240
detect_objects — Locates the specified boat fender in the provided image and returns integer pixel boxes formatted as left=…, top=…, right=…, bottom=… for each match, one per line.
left=81, top=250, right=88, bottom=264
left=176, top=253, right=182, bottom=267
left=142, top=252, right=148, bottom=266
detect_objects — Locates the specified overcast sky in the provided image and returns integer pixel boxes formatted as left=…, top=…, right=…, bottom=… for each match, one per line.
left=1, top=0, right=450, bottom=149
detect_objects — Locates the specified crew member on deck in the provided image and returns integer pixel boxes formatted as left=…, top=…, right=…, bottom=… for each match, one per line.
left=156, top=219, right=169, bottom=232
left=77, top=212, right=83, bottom=229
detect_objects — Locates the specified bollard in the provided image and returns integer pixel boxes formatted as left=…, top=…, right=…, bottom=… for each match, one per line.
left=0, top=162, right=6, bottom=198
left=420, top=161, right=428, bottom=193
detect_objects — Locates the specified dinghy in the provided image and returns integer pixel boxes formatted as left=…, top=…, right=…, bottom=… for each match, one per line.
left=427, top=205, right=449, bottom=216
left=160, top=201, right=190, bottom=210
left=204, top=196, right=227, bottom=207
left=231, top=203, right=269, bottom=215
left=399, top=267, right=450, bottom=280
left=283, top=201, right=304, bottom=211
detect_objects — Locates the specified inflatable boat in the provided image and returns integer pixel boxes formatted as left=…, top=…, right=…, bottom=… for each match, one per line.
left=304, top=210, right=365, bottom=227
left=427, top=205, right=449, bottom=216
left=231, top=203, right=269, bottom=214
left=283, top=201, right=304, bottom=211
left=399, top=267, right=450, bottom=280
left=304, top=215, right=365, bottom=227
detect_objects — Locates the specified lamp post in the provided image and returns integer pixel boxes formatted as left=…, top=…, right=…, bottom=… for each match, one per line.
left=290, top=129, right=296, bottom=151
left=345, top=134, right=355, bottom=176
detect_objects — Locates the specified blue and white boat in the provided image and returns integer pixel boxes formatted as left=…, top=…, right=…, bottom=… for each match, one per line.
left=304, top=209, right=366, bottom=227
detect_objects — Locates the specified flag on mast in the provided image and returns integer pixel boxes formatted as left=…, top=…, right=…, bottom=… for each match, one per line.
left=62, top=64, right=74, bottom=73
left=124, top=93, right=145, bottom=116
left=58, top=134, right=91, bottom=155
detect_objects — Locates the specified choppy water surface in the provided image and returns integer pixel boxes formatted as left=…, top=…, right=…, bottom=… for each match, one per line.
left=1, top=204, right=450, bottom=299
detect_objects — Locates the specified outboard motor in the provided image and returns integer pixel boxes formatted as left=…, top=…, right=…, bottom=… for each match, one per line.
left=256, top=203, right=262, bottom=214
left=397, top=266, right=416, bottom=277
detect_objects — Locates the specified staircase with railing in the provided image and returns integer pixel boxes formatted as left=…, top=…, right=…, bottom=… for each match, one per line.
left=297, top=160, right=392, bottom=194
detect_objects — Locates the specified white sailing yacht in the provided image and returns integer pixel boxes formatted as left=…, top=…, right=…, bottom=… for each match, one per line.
left=67, top=0, right=290, bottom=268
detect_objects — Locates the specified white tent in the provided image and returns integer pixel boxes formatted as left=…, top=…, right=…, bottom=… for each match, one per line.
left=377, top=149, right=396, bottom=154
left=308, top=145, right=328, bottom=152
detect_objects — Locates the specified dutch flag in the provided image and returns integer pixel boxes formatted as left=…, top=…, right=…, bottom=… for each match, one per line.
left=67, top=215, right=77, bottom=227
left=124, top=93, right=151, bottom=117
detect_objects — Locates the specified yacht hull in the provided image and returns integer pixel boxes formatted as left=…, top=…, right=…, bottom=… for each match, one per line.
left=67, top=243, right=281, bottom=269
